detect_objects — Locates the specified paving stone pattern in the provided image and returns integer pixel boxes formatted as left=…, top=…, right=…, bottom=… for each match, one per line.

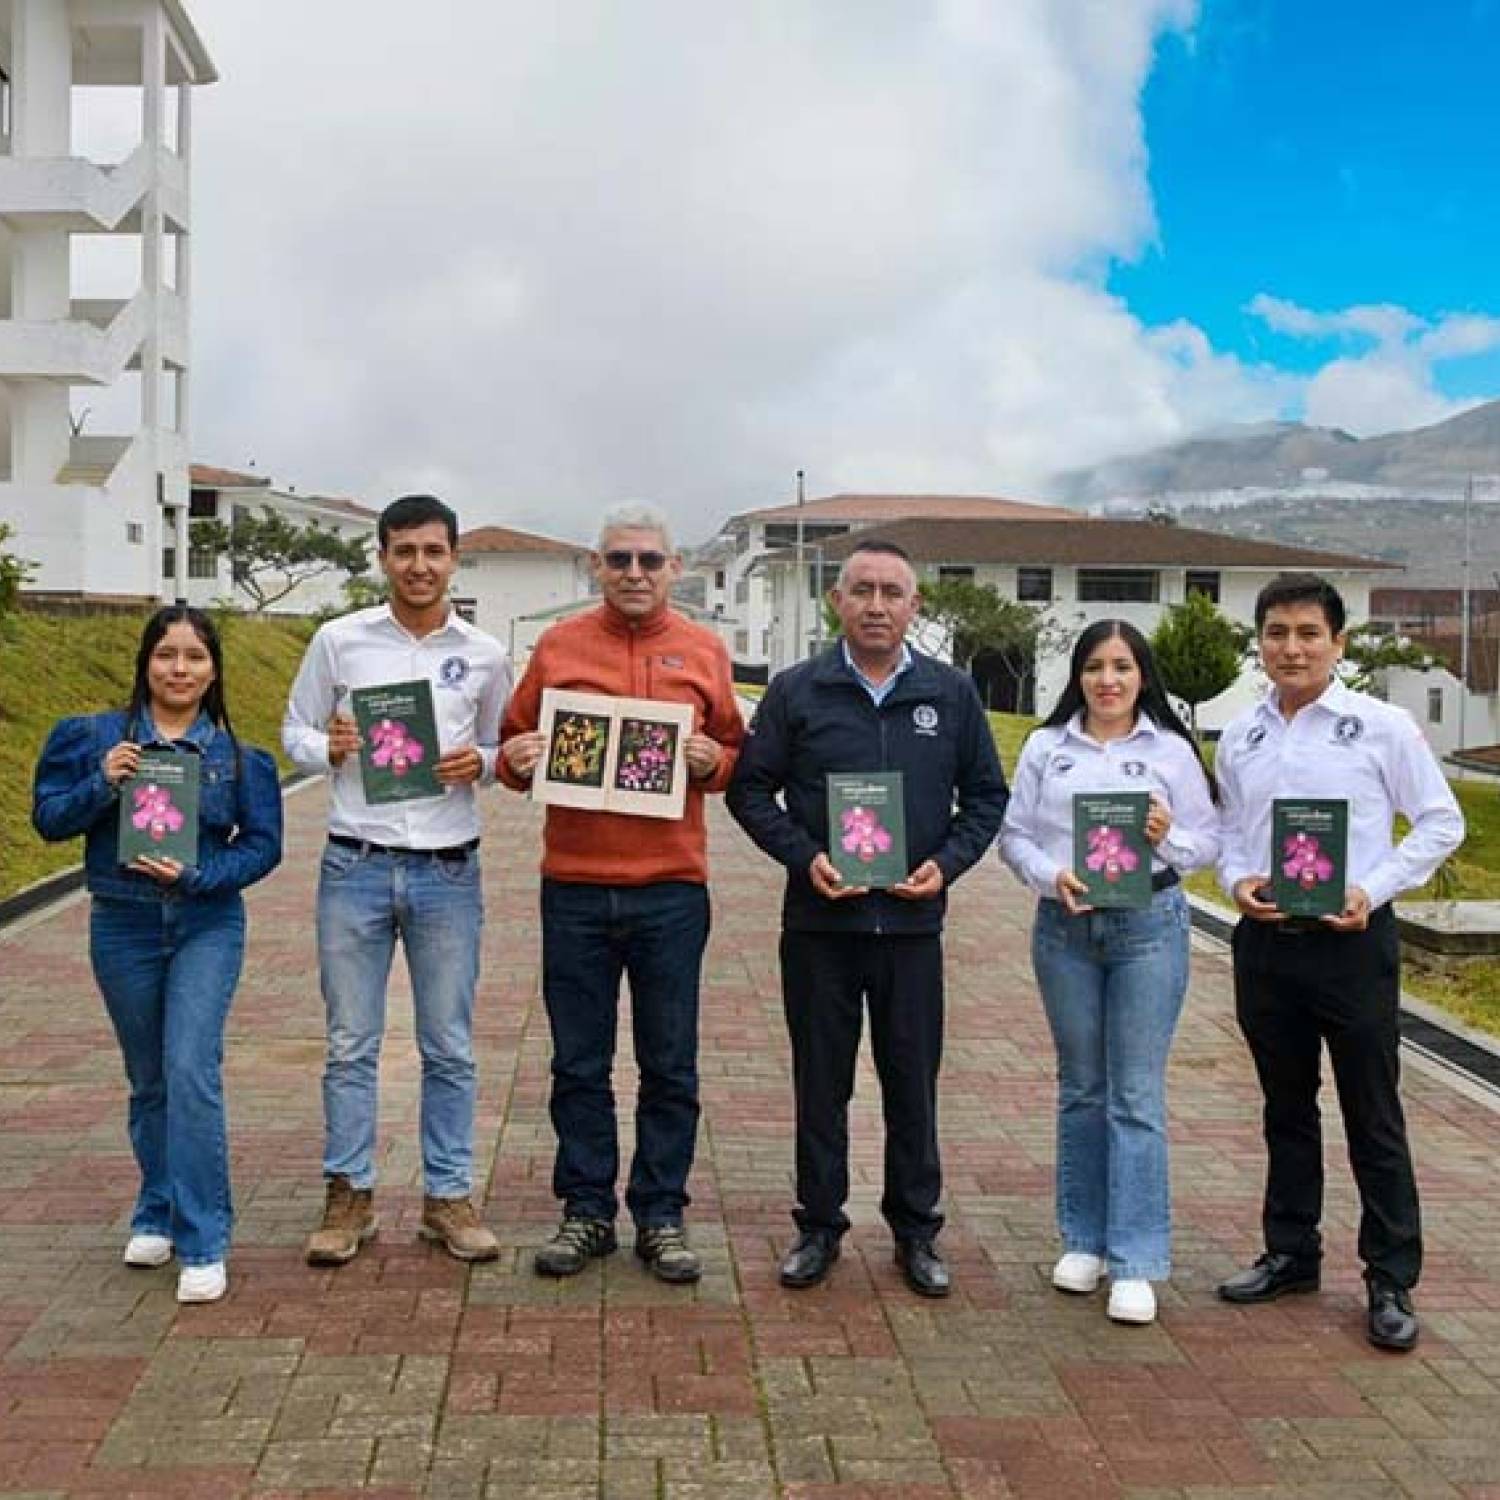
left=2, top=783, right=1499, bottom=1497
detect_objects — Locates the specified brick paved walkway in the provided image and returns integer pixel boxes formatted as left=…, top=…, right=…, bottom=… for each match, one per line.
left=3, top=782, right=1500, bottom=1498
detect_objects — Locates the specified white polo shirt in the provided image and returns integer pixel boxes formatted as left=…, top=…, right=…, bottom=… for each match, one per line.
left=1216, top=677, right=1464, bottom=911
left=283, top=604, right=512, bottom=849
left=998, top=711, right=1221, bottom=897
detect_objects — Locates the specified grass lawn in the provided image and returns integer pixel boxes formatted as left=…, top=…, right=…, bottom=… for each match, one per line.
left=1, top=608, right=313, bottom=901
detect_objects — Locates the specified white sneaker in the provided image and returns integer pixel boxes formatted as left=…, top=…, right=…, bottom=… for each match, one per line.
left=123, top=1233, right=173, bottom=1268
left=176, top=1262, right=227, bottom=1304
left=1108, top=1278, right=1157, bottom=1324
left=1052, top=1252, right=1106, bottom=1294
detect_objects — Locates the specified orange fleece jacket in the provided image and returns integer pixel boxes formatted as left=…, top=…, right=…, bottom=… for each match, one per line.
left=499, top=604, right=745, bottom=885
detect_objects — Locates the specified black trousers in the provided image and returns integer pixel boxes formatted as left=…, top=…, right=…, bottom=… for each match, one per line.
left=1231, top=906, right=1421, bottom=1288
left=780, top=930, right=945, bottom=1241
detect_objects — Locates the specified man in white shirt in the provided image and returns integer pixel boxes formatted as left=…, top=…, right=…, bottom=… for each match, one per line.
left=1216, top=573, right=1464, bottom=1351
left=284, top=495, right=512, bottom=1265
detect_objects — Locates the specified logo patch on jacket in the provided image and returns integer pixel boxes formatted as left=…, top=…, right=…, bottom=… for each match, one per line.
left=912, top=704, right=939, bottom=735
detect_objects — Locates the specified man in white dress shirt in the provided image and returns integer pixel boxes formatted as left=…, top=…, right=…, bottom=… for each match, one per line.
left=284, top=495, right=512, bottom=1265
left=1216, top=573, right=1464, bottom=1351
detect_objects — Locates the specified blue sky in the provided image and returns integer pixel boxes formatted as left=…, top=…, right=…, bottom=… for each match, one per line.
left=1113, top=0, right=1500, bottom=407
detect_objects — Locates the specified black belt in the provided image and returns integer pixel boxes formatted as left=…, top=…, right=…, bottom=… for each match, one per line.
left=328, top=834, right=478, bottom=861
left=1152, top=868, right=1180, bottom=893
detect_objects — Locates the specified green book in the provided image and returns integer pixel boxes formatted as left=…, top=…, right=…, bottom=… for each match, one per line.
left=118, top=749, right=200, bottom=866
left=1072, top=791, right=1152, bottom=909
left=350, top=679, right=444, bottom=805
left=826, top=772, right=907, bottom=889
left=1271, top=798, right=1348, bottom=917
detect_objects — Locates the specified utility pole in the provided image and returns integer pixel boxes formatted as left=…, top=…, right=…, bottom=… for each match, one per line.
left=792, top=469, right=806, bottom=666
left=1459, top=475, right=1472, bottom=754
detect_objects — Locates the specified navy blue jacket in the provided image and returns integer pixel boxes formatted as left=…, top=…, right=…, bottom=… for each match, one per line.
left=726, top=645, right=1009, bottom=934
left=32, top=710, right=283, bottom=904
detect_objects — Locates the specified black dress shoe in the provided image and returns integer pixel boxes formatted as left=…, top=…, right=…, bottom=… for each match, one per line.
left=895, top=1239, right=951, bottom=1298
left=1217, top=1252, right=1321, bottom=1304
left=779, top=1231, right=839, bottom=1288
left=1367, top=1282, right=1419, bottom=1352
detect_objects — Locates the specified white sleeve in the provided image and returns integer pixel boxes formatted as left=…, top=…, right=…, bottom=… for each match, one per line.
left=474, top=647, right=513, bottom=786
left=1215, top=732, right=1257, bottom=899
left=997, top=738, right=1062, bottom=896
left=282, top=627, right=337, bottom=775
left=1156, top=736, right=1222, bottom=874
left=1362, top=713, right=1466, bottom=909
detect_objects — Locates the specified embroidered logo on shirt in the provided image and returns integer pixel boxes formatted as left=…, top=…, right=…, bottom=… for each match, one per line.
left=1122, top=760, right=1147, bottom=778
left=1333, top=715, right=1365, bottom=744
left=438, top=656, right=470, bottom=689
left=1049, top=754, right=1076, bottom=776
left=912, top=704, right=939, bottom=735
left=1245, top=725, right=1268, bottom=749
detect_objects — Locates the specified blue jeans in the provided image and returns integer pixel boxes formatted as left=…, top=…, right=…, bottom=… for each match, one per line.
left=89, top=893, right=245, bottom=1266
left=540, top=879, right=710, bottom=1227
left=1032, top=887, right=1189, bottom=1280
left=316, top=842, right=483, bottom=1197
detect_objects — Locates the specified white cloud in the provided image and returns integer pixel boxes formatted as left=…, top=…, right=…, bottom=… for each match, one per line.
left=1245, top=294, right=1500, bottom=436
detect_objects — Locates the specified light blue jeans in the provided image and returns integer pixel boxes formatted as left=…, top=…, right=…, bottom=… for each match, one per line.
left=1032, top=886, right=1189, bottom=1280
left=316, top=841, right=483, bottom=1198
left=90, top=893, right=245, bottom=1266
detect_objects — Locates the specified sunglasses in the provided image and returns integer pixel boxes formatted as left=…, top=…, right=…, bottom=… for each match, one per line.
left=601, top=549, right=669, bottom=573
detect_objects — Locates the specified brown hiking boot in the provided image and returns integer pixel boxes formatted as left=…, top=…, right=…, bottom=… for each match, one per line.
left=419, top=1195, right=500, bottom=1262
left=305, top=1175, right=377, bottom=1265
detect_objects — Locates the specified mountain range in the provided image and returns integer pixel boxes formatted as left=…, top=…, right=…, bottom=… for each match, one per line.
left=1049, top=399, right=1500, bottom=505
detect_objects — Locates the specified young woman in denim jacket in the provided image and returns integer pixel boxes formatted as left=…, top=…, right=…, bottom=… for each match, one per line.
left=32, top=606, right=283, bottom=1304
left=998, top=620, right=1219, bottom=1326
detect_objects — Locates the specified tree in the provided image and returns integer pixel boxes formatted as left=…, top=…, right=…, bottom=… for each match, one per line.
left=1340, top=622, right=1440, bottom=692
left=918, top=578, right=1044, bottom=705
left=1150, top=590, right=1249, bottom=736
left=0, top=522, right=34, bottom=620
left=192, top=508, right=370, bottom=613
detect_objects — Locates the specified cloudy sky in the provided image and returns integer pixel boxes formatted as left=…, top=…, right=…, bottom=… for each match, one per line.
left=175, top=0, right=1500, bottom=542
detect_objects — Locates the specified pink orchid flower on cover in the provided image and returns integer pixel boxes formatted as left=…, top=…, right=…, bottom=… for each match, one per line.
left=368, top=717, right=424, bottom=776
left=840, top=804, right=892, bottom=864
left=131, top=782, right=185, bottom=843
left=1282, top=831, right=1334, bottom=888
left=1084, top=823, right=1140, bottom=883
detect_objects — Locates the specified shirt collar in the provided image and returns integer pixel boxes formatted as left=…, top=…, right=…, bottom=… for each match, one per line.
left=841, top=639, right=912, bottom=694
left=377, top=602, right=464, bottom=642
left=1264, top=673, right=1350, bottom=721
left=137, top=709, right=214, bottom=751
left=1061, top=709, right=1160, bottom=749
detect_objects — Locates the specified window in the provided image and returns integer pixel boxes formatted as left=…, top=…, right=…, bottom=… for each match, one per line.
left=188, top=547, right=218, bottom=580
left=161, top=546, right=174, bottom=577
left=127, top=522, right=144, bottom=544
left=807, top=561, right=839, bottom=598
left=1077, top=568, right=1159, bottom=603
left=188, top=489, right=218, bottom=520
left=1186, top=569, right=1221, bottom=603
left=734, top=629, right=750, bottom=653
left=1017, top=566, right=1052, bottom=602
left=1428, top=688, right=1443, bottom=724
left=714, top=569, right=726, bottom=591
left=937, top=565, right=975, bottom=584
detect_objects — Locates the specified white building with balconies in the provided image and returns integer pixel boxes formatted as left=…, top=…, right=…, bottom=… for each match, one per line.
left=0, top=0, right=215, bottom=602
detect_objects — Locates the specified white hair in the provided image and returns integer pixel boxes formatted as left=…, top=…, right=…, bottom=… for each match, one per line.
left=596, top=501, right=674, bottom=554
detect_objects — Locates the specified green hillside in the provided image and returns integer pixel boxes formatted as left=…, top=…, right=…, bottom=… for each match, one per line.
left=1, top=609, right=313, bottom=900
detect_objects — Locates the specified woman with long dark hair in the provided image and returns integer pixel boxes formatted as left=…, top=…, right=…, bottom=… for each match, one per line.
left=33, top=606, right=282, bottom=1303
left=999, top=619, right=1219, bottom=1325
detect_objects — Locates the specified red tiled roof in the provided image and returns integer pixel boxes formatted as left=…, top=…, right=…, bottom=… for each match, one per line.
left=459, top=525, right=589, bottom=557
left=306, top=496, right=378, bottom=520
left=190, top=463, right=269, bottom=489
left=802, top=517, right=1399, bottom=571
left=739, top=492, right=1079, bottom=524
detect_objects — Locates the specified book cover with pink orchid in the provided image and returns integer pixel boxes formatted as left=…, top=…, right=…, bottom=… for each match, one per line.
left=534, top=689, right=693, bottom=819
left=350, top=679, right=444, bottom=805
left=1071, top=791, right=1151, bottom=909
left=1270, top=799, right=1348, bottom=917
left=117, top=749, right=200, bottom=866
left=826, top=772, right=908, bottom=889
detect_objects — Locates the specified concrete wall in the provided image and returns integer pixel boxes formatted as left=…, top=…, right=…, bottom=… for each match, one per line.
left=1384, top=665, right=1500, bottom=760
left=453, top=552, right=591, bottom=657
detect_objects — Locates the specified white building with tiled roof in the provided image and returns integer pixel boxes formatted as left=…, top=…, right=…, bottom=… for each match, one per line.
left=687, top=492, right=1078, bottom=678
left=0, top=0, right=217, bottom=603
left=454, top=524, right=592, bottom=657
left=770, top=515, right=1400, bottom=729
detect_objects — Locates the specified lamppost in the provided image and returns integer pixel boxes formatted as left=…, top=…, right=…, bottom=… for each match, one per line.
left=792, top=469, right=806, bottom=665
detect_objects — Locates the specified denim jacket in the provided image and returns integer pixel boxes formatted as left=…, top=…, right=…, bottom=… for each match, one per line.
left=32, top=710, right=284, bottom=903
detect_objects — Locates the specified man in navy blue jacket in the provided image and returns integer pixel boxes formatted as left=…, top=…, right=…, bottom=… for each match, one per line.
left=727, top=540, right=1008, bottom=1296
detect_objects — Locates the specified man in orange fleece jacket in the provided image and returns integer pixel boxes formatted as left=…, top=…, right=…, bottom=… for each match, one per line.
left=500, top=502, right=744, bottom=1283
